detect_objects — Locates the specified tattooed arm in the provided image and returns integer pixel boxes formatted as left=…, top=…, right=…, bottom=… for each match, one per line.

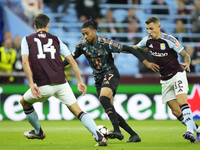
left=179, top=49, right=191, bottom=72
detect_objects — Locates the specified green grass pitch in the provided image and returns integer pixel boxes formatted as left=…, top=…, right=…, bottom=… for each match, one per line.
left=0, top=119, right=200, bottom=150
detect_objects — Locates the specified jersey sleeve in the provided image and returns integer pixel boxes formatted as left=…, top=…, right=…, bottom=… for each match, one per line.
left=58, top=38, right=71, bottom=58
left=137, top=36, right=148, bottom=50
left=21, top=37, right=29, bottom=55
left=71, top=44, right=83, bottom=59
left=108, top=40, right=123, bottom=53
left=167, top=36, right=184, bottom=53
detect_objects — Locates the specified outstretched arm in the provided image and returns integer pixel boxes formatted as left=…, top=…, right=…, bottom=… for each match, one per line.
left=121, top=45, right=159, bottom=72
left=65, top=55, right=87, bottom=95
left=179, top=49, right=191, bottom=72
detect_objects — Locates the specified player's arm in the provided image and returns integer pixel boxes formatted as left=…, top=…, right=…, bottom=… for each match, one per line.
left=63, top=59, right=70, bottom=66
left=22, top=54, right=41, bottom=99
left=65, top=55, right=87, bottom=95
left=130, top=45, right=142, bottom=51
left=179, top=49, right=191, bottom=72
left=21, top=37, right=41, bottom=99
left=63, top=48, right=81, bottom=67
left=121, top=45, right=159, bottom=72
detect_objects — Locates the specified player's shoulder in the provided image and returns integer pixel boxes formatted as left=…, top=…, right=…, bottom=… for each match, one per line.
left=25, top=32, right=36, bottom=39
left=160, top=32, right=177, bottom=43
left=141, top=35, right=150, bottom=41
left=75, top=38, right=87, bottom=48
left=46, top=32, right=58, bottom=39
left=138, top=35, right=150, bottom=45
left=97, top=36, right=111, bottom=44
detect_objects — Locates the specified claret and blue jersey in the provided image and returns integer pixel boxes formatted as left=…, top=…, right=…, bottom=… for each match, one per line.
left=137, top=32, right=184, bottom=80
left=21, top=31, right=71, bottom=86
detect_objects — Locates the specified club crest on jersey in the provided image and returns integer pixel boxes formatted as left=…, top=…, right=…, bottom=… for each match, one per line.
left=160, top=43, right=166, bottom=50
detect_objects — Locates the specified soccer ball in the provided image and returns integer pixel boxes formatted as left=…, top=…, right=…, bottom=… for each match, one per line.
left=93, top=125, right=110, bottom=140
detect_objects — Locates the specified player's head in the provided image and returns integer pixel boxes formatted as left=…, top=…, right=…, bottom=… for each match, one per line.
left=34, top=14, right=50, bottom=31
left=145, top=16, right=161, bottom=40
left=81, top=18, right=100, bottom=44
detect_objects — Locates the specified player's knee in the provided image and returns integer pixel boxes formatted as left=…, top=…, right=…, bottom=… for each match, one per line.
left=20, top=96, right=32, bottom=109
left=99, top=96, right=110, bottom=106
left=68, top=102, right=82, bottom=118
left=100, top=96, right=113, bottom=114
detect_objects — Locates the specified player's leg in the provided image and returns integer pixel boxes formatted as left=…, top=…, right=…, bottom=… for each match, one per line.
left=100, top=88, right=120, bottom=132
left=19, top=85, right=53, bottom=139
left=177, top=94, right=200, bottom=142
left=97, top=73, right=124, bottom=140
left=67, top=102, right=107, bottom=146
left=167, top=98, right=200, bottom=142
left=176, top=93, right=196, bottom=142
left=56, top=82, right=107, bottom=146
left=110, top=96, right=141, bottom=142
left=99, top=87, right=124, bottom=140
left=174, top=71, right=197, bottom=142
left=20, top=96, right=45, bottom=139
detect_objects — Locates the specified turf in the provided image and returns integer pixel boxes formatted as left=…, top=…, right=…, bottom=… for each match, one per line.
left=0, top=119, right=200, bottom=150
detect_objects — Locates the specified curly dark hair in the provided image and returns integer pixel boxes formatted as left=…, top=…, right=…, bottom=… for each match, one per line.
left=81, top=18, right=100, bottom=32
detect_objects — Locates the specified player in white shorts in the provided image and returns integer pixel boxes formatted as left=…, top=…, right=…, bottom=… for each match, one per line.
left=161, top=71, right=188, bottom=104
left=19, top=13, right=107, bottom=146
left=24, top=83, right=77, bottom=106
left=131, top=16, right=200, bottom=143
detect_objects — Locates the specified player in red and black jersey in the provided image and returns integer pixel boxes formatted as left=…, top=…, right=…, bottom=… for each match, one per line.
left=64, top=18, right=159, bottom=142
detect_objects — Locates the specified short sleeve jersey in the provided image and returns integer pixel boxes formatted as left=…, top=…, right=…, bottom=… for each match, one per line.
left=21, top=31, right=71, bottom=86
left=72, top=35, right=123, bottom=79
left=137, top=32, right=184, bottom=80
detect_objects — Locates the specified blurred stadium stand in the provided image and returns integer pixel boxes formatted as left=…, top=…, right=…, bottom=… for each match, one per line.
left=0, top=0, right=200, bottom=85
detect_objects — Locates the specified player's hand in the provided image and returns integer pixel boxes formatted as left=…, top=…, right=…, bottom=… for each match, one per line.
left=78, top=82, right=87, bottom=96
left=148, top=62, right=160, bottom=72
left=180, top=63, right=191, bottom=72
left=143, top=60, right=159, bottom=72
left=30, top=84, right=42, bottom=99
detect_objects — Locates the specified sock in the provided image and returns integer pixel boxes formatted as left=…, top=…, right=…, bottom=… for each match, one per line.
left=194, top=123, right=200, bottom=133
left=180, top=104, right=194, bottom=133
left=24, top=106, right=41, bottom=135
left=78, top=111, right=103, bottom=141
left=196, top=126, right=200, bottom=133
left=117, top=113, right=137, bottom=136
left=177, top=113, right=200, bottom=133
left=177, top=113, right=186, bottom=126
left=100, top=96, right=120, bottom=132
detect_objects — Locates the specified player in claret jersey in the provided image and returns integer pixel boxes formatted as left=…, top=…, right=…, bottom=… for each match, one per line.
left=64, top=18, right=159, bottom=142
left=131, top=16, right=200, bottom=143
left=20, top=13, right=107, bottom=147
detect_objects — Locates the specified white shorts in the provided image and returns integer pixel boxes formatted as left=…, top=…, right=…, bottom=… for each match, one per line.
left=24, top=82, right=77, bottom=106
left=160, top=71, right=188, bottom=104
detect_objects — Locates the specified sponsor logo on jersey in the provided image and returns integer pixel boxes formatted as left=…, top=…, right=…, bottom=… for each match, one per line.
left=160, top=43, right=166, bottom=50
left=175, top=41, right=180, bottom=47
left=150, top=51, right=168, bottom=57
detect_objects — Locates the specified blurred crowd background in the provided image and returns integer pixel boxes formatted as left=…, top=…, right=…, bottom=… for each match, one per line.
left=0, top=0, right=200, bottom=85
